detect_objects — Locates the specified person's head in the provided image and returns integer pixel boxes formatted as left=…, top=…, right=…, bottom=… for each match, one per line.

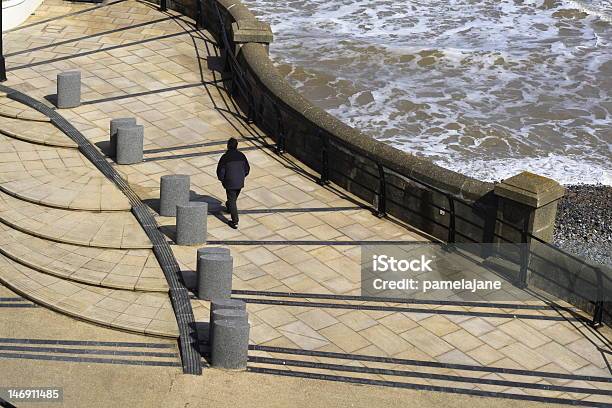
left=227, top=137, right=238, bottom=151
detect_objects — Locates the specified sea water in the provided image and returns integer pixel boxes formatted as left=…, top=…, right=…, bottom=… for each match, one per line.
left=242, top=0, right=612, bottom=185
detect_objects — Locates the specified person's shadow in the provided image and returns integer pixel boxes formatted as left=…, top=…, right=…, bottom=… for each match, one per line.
left=190, top=192, right=231, bottom=224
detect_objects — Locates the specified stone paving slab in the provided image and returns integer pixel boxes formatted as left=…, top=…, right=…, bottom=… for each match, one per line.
left=0, top=222, right=167, bottom=292
left=0, top=133, right=130, bottom=210
left=0, top=94, right=51, bottom=122
left=0, top=190, right=151, bottom=249
left=0, top=115, right=78, bottom=147
left=0, top=253, right=178, bottom=337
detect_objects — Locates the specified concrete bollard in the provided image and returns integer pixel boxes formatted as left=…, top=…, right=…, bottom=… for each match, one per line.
left=197, top=247, right=230, bottom=276
left=176, top=202, right=208, bottom=245
left=57, top=71, right=81, bottom=109
left=109, top=118, right=137, bottom=157
left=197, top=247, right=231, bottom=258
left=116, top=125, right=144, bottom=164
left=159, top=175, right=190, bottom=217
left=197, top=253, right=232, bottom=300
left=212, top=308, right=247, bottom=323
left=211, top=319, right=250, bottom=370
left=209, top=299, right=246, bottom=331
left=204, top=299, right=245, bottom=345
left=209, top=300, right=246, bottom=329
left=209, top=308, right=248, bottom=346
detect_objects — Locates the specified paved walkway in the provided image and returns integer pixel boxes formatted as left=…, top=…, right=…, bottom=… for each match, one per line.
left=0, top=0, right=610, bottom=406
left=1, top=282, right=565, bottom=408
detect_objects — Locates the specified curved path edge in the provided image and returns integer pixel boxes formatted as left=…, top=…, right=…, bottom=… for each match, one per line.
left=0, top=259, right=179, bottom=339
left=0, top=121, right=78, bottom=147
left=0, top=85, right=202, bottom=375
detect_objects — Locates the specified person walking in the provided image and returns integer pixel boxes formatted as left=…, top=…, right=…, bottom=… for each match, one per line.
left=216, top=137, right=250, bottom=229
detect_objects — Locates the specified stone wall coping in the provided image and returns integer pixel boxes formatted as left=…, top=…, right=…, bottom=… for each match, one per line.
left=231, top=19, right=273, bottom=44
left=494, top=171, right=566, bottom=208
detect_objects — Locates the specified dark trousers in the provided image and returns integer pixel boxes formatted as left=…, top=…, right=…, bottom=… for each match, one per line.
left=225, top=188, right=241, bottom=223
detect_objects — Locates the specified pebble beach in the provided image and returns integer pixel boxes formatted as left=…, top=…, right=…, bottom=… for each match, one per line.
left=554, top=184, right=612, bottom=265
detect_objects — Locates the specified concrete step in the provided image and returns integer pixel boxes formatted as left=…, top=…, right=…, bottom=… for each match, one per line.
left=0, top=223, right=168, bottom=292
left=0, top=253, right=179, bottom=338
left=0, top=115, right=78, bottom=148
left=0, top=95, right=50, bottom=122
left=0, top=190, right=152, bottom=249
left=0, top=134, right=130, bottom=211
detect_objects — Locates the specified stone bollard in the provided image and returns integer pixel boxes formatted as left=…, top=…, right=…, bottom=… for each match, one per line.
left=211, top=318, right=250, bottom=370
left=209, top=308, right=248, bottom=347
left=176, top=202, right=208, bottom=245
left=109, top=118, right=137, bottom=158
left=57, top=71, right=81, bottom=109
left=159, top=175, right=190, bottom=217
left=197, top=253, right=232, bottom=300
left=116, top=125, right=144, bottom=164
left=197, top=247, right=230, bottom=275
left=209, top=299, right=246, bottom=330
left=212, top=308, right=248, bottom=323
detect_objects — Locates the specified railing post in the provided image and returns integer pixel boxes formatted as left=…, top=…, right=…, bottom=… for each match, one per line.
left=160, top=0, right=167, bottom=12
left=317, top=131, right=330, bottom=185
left=196, top=0, right=203, bottom=29
left=0, top=2, right=6, bottom=82
left=592, top=301, right=604, bottom=328
left=273, top=104, right=285, bottom=154
left=590, top=268, right=604, bottom=328
left=447, top=196, right=456, bottom=243
left=376, top=163, right=386, bottom=218
left=245, top=82, right=255, bottom=124
left=517, top=216, right=531, bottom=289
left=258, top=94, right=265, bottom=124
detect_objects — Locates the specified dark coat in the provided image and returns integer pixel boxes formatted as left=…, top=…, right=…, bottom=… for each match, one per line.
left=216, top=149, right=250, bottom=190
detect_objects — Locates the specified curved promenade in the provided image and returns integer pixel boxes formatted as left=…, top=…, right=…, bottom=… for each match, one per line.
left=0, top=0, right=609, bottom=405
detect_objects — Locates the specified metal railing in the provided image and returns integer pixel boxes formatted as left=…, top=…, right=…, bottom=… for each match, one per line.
left=200, top=0, right=610, bottom=327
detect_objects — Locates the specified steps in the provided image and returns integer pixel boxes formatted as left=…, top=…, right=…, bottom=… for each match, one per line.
left=0, top=254, right=178, bottom=338
left=0, top=95, right=50, bottom=122
left=0, top=190, right=151, bottom=249
left=0, top=93, right=175, bottom=339
left=0, top=134, right=130, bottom=210
left=246, top=345, right=612, bottom=405
left=0, top=115, right=78, bottom=147
left=0, top=223, right=167, bottom=292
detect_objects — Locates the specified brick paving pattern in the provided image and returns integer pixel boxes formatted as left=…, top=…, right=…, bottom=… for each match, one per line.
left=0, top=133, right=130, bottom=210
left=0, top=0, right=610, bottom=404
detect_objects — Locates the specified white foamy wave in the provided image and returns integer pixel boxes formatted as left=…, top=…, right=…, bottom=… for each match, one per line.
left=435, top=154, right=612, bottom=185
left=244, top=0, right=612, bottom=185
left=564, top=0, right=612, bottom=23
